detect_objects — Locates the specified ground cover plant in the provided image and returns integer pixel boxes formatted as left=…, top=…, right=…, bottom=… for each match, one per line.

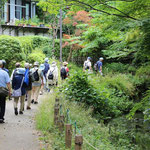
left=35, top=89, right=139, bottom=150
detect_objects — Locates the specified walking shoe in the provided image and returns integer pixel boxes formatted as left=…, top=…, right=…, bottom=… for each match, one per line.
left=27, top=106, right=31, bottom=110
left=31, top=99, right=34, bottom=103
left=19, top=111, right=23, bottom=115
left=0, top=119, right=5, bottom=123
left=14, top=108, right=18, bottom=115
left=34, top=101, right=38, bottom=104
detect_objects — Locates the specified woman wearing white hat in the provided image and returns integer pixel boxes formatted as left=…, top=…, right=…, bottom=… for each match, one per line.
left=47, top=61, right=58, bottom=87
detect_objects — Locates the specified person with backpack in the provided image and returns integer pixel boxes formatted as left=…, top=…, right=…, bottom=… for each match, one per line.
left=31, top=62, right=44, bottom=104
left=83, top=57, right=92, bottom=73
left=11, top=62, right=21, bottom=81
left=12, top=67, right=26, bottom=115
left=60, top=62, right=69, bottom=80
left=2, top=60, right=9, bottom=74
left=47, top=61, right=58, bottom=87
left=24, top=63, right=33, bottom=110
left=0, top=60, right=11, bottom=123
left=96, top=57, right=104, bottom=76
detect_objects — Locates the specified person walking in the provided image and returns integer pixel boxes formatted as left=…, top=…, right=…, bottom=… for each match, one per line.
left=43, top=58, right=50, bottom=91
left=12, top=68, right=26, bottom=115
left=96, top=57, right=104, bottom=76
left=60, top=62, right=69, bottom=80
left=31, top=62, right=44, bottom=104
left=83, top=57, right=92, bottom=73
left=0, top=60, right=11, bottom=123
left=24, top=63, right=32, bottom=110
left=47, top=61, right=58, bottom=87
left=2, top=60, right=9, bottom=74
left=11, top=62, right=21, bottom=81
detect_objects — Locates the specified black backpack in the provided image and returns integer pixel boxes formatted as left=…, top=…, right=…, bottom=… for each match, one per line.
left=48, top=70, right=54, bottom=80
left=31, top=69, right=39, bottom=82
left=60, top=67, right=67, bottom=78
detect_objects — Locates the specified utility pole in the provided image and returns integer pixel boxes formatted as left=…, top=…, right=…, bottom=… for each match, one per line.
left=59, top=8, right=63, bottom=64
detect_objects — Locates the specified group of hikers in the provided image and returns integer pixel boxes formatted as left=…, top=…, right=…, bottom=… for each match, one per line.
left=0, top=58, right=69, bottom=123
left=83, top=57, right=104, bottom=75
left=0, top=56, right=103, bottom=124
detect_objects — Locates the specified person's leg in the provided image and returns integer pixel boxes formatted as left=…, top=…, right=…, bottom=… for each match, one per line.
left=14, top=97, right=19, bottom=115
left=27, top=90, right=32, bottom=109
left=34, top=86, right=41, bottom=104
left=0, top=96, right=6, bottom=122
left=31, top=86, right=35, bottom=103
left=20, top=95, right=25, bottom=114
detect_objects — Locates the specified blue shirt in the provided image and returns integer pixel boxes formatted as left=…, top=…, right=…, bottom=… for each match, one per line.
left=97, top=61, right=102, bottom=71
left=0, top=68, right=10, bottom=88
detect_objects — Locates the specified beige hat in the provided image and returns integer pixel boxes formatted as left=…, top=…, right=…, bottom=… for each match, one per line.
left=34, top=61, right=39, bottom=66
left=15, top=62, right=20, bottom=67
left=63, top=61, right=68, bottom=66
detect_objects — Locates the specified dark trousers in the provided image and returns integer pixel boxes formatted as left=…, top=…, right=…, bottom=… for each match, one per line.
left=0, top=96, right=6, bottom=120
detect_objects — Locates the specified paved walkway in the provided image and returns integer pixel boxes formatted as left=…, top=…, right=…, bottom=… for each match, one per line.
left=0, top=97, right=42, bottom=150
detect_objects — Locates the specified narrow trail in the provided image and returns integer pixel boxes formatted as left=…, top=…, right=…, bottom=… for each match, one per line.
left=0, top=95, right=43, bottom=150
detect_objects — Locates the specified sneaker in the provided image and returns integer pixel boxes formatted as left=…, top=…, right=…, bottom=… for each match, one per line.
left=14, top=108, right=18, bottom=115
left=31, top=99, right=34, bottom=103
left=27, top=106, right=31, bottom=110
left=34, top=101, right=38, bottom=104
left=19, top=111, right=23, bottom=115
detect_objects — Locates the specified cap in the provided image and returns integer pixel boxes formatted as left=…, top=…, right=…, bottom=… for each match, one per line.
left=87, top=57, right=91, bottom=60
left=99, top=57, right=104, bottom=60
left=24, top=63, right=30, bottom=68
left=45, top=58, right=49, bottom=63
left=34, top=61, right=39, bottom=66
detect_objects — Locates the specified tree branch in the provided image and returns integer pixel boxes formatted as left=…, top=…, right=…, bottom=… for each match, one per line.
left=70, top=0, right=138, bottom=20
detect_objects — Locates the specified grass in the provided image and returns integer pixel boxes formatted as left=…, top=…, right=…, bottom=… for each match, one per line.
left=35, top=88, right=139, bottom=150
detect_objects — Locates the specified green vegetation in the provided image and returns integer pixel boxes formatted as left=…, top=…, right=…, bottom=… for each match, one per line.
left=36, top=91, right=139, bottom=150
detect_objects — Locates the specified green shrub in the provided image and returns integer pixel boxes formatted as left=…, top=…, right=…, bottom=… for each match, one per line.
left=31, top=36, right=51, bottom=49
left=18, top=36, right=33, bottom=56
left=0, top=35, right=24, bottom=72
left=27, top=49, right=45, bottom=64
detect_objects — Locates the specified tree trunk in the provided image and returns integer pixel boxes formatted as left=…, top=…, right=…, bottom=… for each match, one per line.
left=67, top=47, right=73, bottom=62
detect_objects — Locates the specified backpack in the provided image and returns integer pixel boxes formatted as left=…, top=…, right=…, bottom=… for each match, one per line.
left=48, top=69, right=55, bottom=80
left=31, top=69, right=39, bottom=82
left=94, top=63, right=98, bottom=71
left=60, top=67, right=67, bottom=78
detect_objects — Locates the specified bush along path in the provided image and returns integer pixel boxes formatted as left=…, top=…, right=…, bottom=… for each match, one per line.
left=0, top=95, right=45, bottom=150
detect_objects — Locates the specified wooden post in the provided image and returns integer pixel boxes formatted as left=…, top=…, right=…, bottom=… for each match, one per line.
left=55, top=98, right=59, bottom=103
left=75, top=135, right=83, bottom=150
left=59, top=115, right=65, bottom=132
left=65, top=124, right=72, bottom=148
left=54, top=107, right=59, bottom=125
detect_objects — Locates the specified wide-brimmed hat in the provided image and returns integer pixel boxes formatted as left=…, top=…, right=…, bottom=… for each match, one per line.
left=39, top=64, right=45, bottom=70
left=63, top=61, right=68, bottom=66
left=99, top=57, right=104, bottom=60
left=34, top=61, right=39, bottom=66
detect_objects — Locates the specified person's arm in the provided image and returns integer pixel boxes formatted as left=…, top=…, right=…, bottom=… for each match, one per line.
left=7, top=82, right=11, bottom=97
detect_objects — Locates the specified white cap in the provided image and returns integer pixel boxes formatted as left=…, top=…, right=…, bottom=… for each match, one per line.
left=45, top=58, right=49, bottom=63
left=24, top=63, right=30, bottom=68
left=99, top=57, right=104, bottom=60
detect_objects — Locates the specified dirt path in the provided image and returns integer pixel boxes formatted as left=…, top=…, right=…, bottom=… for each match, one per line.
left=0, top=97, right=42, bottom=150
